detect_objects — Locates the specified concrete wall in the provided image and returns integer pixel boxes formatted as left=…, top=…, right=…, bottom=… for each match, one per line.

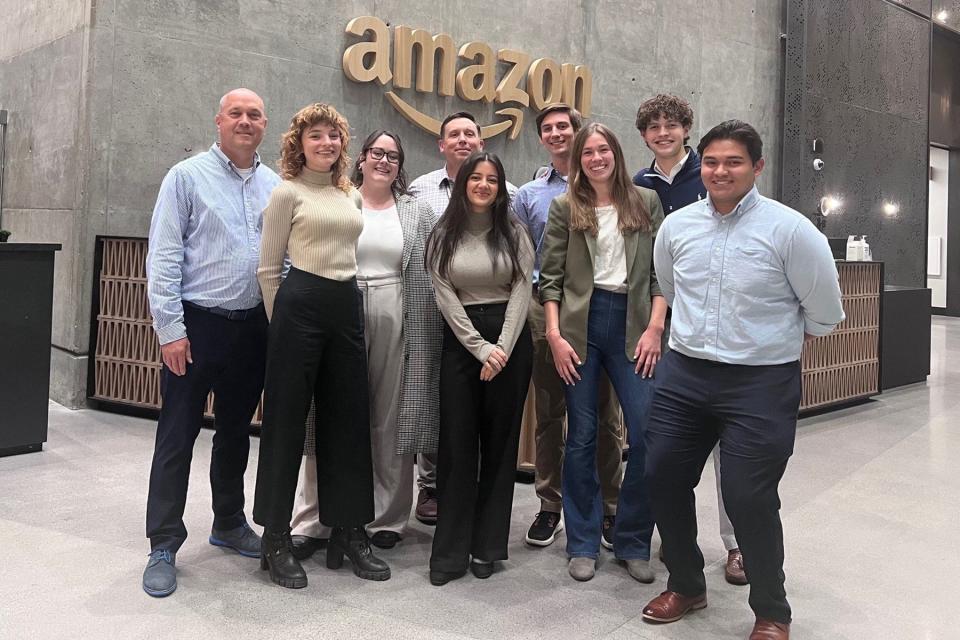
left=0, top=0, right=93, bottom=406
left=782, top=0, right=931, bottom=286
left=1, top=0, right=786, bottom=407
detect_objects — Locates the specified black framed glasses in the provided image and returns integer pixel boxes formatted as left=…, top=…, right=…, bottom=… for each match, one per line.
left=366, top=147, right=401, bottom=164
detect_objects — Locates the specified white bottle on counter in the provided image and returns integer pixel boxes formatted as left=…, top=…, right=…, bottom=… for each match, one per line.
left=846, top=235, right=861, bottom=261
left=861, top=236, right=872, bottom=261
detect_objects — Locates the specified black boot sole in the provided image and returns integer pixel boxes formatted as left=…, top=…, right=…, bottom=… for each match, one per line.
left=260, top=555, right=307, bottom=589
left=429, top=569, right=465, bottom=586
left=326, top=546, right=391, bottom=581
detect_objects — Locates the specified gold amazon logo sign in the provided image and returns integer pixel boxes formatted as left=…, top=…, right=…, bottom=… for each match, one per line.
left=342, top=17, right=593, bottom=140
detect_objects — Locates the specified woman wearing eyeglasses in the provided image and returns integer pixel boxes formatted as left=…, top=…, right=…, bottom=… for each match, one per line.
left=287, top=130, right=443, bottom=557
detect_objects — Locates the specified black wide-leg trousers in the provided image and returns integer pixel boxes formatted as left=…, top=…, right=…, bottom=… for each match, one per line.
left=146, top=302, right=267, bottom=552
left=253, top=267, right=375, bottom=530
left=430, top=304, right=533, bottom=573
left=644, top=351, right=801, bottom=624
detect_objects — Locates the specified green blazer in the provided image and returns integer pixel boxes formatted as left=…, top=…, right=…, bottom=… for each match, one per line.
left=538, top=188, right=664, bottom=362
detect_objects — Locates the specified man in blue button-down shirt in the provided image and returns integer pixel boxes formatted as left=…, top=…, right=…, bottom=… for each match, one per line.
left=142, top=88, right=280, bottom=598
left=641, top=121, right=844, bottom=640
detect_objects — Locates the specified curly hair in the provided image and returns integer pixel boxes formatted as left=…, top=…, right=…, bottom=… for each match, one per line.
left=278, top=103, right=352, bottom=193
left=635, top=94, right=694, bottom=142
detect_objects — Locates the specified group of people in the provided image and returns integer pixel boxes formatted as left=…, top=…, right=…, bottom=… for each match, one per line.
left=143, top=87, right=845, bottom=640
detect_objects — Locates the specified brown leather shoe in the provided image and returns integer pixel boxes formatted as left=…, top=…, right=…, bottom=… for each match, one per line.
left=725, top=548, right=748, bottom=585
left=415, top=488, right=438, bottom=525
left=749, top=618, right=790, bottom=639
left=642, top=590, right=707, bottom=623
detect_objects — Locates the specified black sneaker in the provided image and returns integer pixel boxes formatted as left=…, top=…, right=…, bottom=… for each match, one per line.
left=525, top=511, right=563, bottom=547
left=601, top=515, right=616, bottom=550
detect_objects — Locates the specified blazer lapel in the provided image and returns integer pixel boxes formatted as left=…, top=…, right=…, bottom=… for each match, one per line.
left=583, top=231, right=597, bottom=269
left=624, top=230, right=638, bottom=281
left=397, top=197, right=416, bottom=272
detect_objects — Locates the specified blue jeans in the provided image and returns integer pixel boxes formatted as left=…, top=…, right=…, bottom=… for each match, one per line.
left=562, top=288, right=655, bottom=559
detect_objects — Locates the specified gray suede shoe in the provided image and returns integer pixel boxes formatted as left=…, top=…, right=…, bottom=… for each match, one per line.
left=209, top=522, right=261, bottom=558
left=568, top=557, right=596, bottom=582
left=142, top=549, right=177, bottom=597
left=624, top=559, right=655, bottom=583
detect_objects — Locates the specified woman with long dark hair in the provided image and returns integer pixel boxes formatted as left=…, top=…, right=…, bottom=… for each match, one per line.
left=426, top=151, right=535, bottom=585
left=287, top=129, right=443, bottom=555
left=253, top=103, right=390, bottom=588
left=539, top=122, right=666, bottom=582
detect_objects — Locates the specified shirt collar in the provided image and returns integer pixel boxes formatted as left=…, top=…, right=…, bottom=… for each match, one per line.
left=653, top=149, right=690, bottom=181
left=542, top=163, right=568, bottom=183
left=706, top=186, right=760, bottom=218
left=211, top=143, right=262, bottom=174
left=439, top=166, right=456, bottom=188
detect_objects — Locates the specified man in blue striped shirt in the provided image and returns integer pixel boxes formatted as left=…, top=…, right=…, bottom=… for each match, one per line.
left=143, top=88, right=280, bottom=597
left=641, top=120, right=844, bottom=640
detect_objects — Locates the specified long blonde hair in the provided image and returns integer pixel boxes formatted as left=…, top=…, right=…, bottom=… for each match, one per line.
left=278, top=103, right=352, bottom=193
left=568, top=123, right=651, bottom=235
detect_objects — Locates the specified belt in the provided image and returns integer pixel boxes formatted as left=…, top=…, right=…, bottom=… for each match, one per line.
left=183, top=300, right=262, bottom=321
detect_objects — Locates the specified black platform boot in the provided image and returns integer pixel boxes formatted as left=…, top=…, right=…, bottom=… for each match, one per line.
left=327, top=526, right=391, bottom=581
left=260, top=528, right=308, bottom=589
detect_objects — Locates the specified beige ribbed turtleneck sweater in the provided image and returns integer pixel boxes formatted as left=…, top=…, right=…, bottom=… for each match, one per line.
left=258, top=167, right=363, bottom=319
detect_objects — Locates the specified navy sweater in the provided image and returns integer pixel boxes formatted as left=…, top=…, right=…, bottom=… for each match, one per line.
left=632, top=147, right=707, bottom=214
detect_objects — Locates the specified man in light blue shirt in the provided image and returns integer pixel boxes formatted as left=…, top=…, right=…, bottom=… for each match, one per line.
left=142, top=88, right=280, bottom=598
left=513, top=104, right=624, bottom=553
left=641, top=120, right=843, bottom=640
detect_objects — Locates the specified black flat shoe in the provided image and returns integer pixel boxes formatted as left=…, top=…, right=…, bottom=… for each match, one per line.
left=429, top=569, right=466, bottom=586
left=290, top=535, right=327, bottom=561
left=327, top=527, right=391, bottom=581
left=369, top=530, right=401, bottom=549
left=260, top=528, right=307, bottom=589
left=470, top=561, right=494, bottom=579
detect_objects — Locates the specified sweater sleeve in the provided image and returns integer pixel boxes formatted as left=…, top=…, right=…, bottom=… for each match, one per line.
left=257, top=182, right=295, bottom=320
left=428, top=245, right=498, bottom=364
left=496, top=226, right=534, bottom=358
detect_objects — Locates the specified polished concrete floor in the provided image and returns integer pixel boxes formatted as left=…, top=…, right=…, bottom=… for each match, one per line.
left=2, top=318, right=958, bottom=639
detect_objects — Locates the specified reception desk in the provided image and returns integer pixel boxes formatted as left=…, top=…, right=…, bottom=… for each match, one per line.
left=90, top=241, right=885, bottom=466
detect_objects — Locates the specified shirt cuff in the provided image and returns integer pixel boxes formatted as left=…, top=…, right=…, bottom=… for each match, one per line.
left=155, top=321, right=187, bottom=346
left=803, top=317, right=839, bottom=337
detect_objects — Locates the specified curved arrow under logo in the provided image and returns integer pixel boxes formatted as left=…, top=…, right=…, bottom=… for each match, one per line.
left=385, top=91, right=525, bottom=140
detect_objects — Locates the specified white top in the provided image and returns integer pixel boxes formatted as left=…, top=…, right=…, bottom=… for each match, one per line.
left=357, top=204, right=403, bottom=277
left=593, top=204, right=628, bottom=293
left=653, top=150, right=689, bottom=185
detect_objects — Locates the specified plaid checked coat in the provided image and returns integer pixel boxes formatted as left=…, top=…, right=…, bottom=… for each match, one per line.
left=304, top=194, right=442, bottom=456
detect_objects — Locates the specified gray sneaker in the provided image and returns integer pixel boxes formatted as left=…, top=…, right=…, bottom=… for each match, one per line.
left=209, top=522, right=261, bottom=558
left=142, top=549, right=177, bottom=597
left=568, top=557, right=596, bottom=582
left=624, top=559, right=655, bottom=583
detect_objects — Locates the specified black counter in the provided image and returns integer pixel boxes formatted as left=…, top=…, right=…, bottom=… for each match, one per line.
left=0, top=243, right=61, bottom=456
left=881, top=285, right=931, bottom=390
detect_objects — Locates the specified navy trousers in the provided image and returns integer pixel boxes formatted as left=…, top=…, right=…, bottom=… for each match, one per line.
left=644, top=351, right=801, bottom=624
left=146, top=302, right=267, bottom=552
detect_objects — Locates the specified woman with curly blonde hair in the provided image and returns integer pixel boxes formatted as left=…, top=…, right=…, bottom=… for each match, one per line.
left=253, top=103, right=390, bottom=588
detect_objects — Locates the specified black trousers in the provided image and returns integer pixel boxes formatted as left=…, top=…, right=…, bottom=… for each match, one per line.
left=430, top=304, right=533, bottom=573
left=644, top=351, right=801, bottom=624
left=146, top=302, right=267, bottom=552
left=253, top=268, right=374, bottom=530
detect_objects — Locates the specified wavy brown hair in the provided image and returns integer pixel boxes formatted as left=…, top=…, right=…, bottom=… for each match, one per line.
left=635, top=93, right=694, bottom=144
left=568, top=122, right=651, bottom=235
left=278, top=103, right=352, bottom=193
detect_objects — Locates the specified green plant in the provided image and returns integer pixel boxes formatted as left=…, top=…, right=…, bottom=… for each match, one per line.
left=0, top=229, right=10, bottom=242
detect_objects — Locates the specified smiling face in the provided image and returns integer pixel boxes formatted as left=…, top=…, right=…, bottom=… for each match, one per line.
left=700, top=138, right=764, bottom=213
left=215, top=89, right=267, bottom=166
left=439, top=117, right=484, bottom=175
left=641, top=114, right=689, bottom=162
left=301, top=122, right=342, bottom=173
left=579, top=132, right=616, bottom=188
left=539, top=111, right=576, bottom=161
left=359, top=134, right=400, bottom=191
left=465, top=160, right=500, bottom=213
